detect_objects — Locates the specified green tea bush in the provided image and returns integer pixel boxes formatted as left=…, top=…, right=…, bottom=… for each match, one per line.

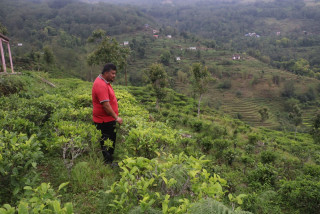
left=104, top=154, right=228, bottom=213
left=73, top=94, right=92, bottom=108
left=51, top=121, right=101, bottom=170
left=303, top=164, right=320, bottom=177
left=188, top=118, right=203, bottom=132
left=124, top=121, right=181, bottom=158
left=0, top=131, right=43, bottom=204
left=0, top=111, right=39, bottom=136
left=0, top=183, right=73, bottom=214
left=279, top=176, right=320, bottom=214
left=0, top=76, right=26, bottom=96
left=247, top=163, right=277, bottom=189
left=247, top=133, right=261, bottom=145
left=260, top=150, right=277, bottom=164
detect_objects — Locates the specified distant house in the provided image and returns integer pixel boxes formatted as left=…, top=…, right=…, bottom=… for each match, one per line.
left=145, top=24, right=149, bottom=28
left=17, top=43, right=23, bottom=46
left=176, top=57, right=181, bottom=61
left=276, top=32, right=281, bottom=36
left=123, top=41, right=129, bottom=46
left=232, top=54, right=241, bottom=60
left=167, top=35, right=172, bottom=38
left=153, top=35, right=159, bottom=39
left=245, top=32, right=260, bottom=38
left=153, top=29, right=159, bottom=34
left=189, top=47, right=197, bottom=50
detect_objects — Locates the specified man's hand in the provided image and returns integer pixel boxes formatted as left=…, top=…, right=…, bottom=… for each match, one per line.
left=116, top=117, right=123, bottom=125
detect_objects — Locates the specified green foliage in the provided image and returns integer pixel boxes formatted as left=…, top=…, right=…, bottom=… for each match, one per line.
left=87, top=33, right=130, bottom=70
left=187, top=198, right=252, bottom=214
left=218, top=80, right=232, bottom=89
left=0, top=183, right=73, bottom=214
left=0, top=131, right=43, bottom=204
left=282, top=81, right=296, bottom=98
left=189, top=63, right=212, bottom=117
left=258, top=107, right=269, bottom=123
left=311, top=112, right=320, bottom=144
left=160, top=51, right=171, bottom=66
left=52, top=121, right=101, bottom=170
left=105, top=154, right=228, bottom=213
left=0, top=22, right=8, bottom=35
left=279, top=176, right=320, bottom=214
left=145, top=63, right=168, bottom=109
left=248, top=163, right=277, bottom=189
left=124, top=121, right=180, bottom=158
left=260, top=151, right=277, bottom=164
left=43, top=46, right=55, bottom=65
left=0, top=76, right=26, bottom=96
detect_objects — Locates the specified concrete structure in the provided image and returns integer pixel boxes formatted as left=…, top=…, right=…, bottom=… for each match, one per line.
left=0, top=33, right=14, bottom=73
left=232, top=54, right=241, bottom=60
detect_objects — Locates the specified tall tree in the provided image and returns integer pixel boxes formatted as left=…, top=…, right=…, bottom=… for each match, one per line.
left=289, top=104, right=302, bottom=138
left=43, top=46, right=55, bottom=65
left=258, top=107, right=269, bottom=124
left=190, top=63, right=212, bottom=117
left=87, top=30, right=130, bottom=84
left=146, top=63, right=168, bottom=109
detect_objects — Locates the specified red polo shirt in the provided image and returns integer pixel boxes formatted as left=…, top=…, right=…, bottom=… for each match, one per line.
left=92, top=75, right=118, bottom=123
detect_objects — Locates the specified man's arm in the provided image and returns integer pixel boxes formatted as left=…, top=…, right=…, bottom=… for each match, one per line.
left=102, top=101, right=123, bottom=124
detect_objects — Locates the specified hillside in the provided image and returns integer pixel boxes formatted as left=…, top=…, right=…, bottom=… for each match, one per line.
left=1, top=73, right=319, bottom=213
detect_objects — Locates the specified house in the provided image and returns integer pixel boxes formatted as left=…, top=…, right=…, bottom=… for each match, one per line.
left=153, top=35, right=159, bottom=39
left=153, top=29, right=159, bottom=34
left=189, top=47, right=197, bottom=50
left=276, top=32, right=281, bottom=36
left=176, top=57, right=181, bottom=61
left=145, top=24, right=149, bottom=28
left=245, top=32, right=260, bottom=38
left=17, top=43, right=23, bottom=47
left=167, top=35, right=172, bottom=39
left=123, top=41, right=129, bottom=46
left=232, top=54, right=241, bottom=60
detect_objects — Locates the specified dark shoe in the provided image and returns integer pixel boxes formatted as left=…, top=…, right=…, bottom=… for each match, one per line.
left=110, top=162, right=119, bottom=168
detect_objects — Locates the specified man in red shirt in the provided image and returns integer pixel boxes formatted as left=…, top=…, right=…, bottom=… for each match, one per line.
left=92, top=63, right=123, bottom=165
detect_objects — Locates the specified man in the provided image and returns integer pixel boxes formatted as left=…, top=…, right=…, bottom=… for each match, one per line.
left=92, top=63, right=123, bottom=165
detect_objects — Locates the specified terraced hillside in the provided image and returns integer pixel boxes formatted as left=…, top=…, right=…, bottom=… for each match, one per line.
left=174, top=56, right=320, bottom=130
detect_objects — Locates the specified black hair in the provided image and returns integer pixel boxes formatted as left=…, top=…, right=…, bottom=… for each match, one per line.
left=102, top=63, right=117, bottom=74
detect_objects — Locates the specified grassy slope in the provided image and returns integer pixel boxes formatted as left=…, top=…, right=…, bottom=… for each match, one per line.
left=1, top=73, right=319, bottom=213
left=119, top=30, right=320, bottom=130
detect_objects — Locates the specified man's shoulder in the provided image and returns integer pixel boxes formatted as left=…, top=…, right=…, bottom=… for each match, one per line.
left=93, top=77, right=105, bottom=87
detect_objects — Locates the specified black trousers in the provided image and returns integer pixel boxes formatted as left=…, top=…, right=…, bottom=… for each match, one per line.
left=95, top=121, right=117, bottom=163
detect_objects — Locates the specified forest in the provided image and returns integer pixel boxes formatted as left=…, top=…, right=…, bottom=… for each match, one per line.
left=1, top=0, right=320, bottom=213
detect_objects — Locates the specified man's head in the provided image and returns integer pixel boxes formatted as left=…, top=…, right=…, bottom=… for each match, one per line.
left=101, top=63, right=117, bottom=82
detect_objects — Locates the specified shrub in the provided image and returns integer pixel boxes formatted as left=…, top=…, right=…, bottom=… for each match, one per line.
left=247, top=163, right=277, bottom=189
left=260, top=151, right=277, bottom=164
left=0, top=131, right=43, bottom=204
left=0, top=183, right=73, bottom=214
left=279, top=177, right=320, bottom=214
left=105, top=154, right=228, bottom=213
left=218, top=80, right=232, bottom=89
left=0, top=76, right=26, bottom=96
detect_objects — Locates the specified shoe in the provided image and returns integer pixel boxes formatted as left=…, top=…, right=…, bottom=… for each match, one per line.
left=110, top=162, right=119, bottom=168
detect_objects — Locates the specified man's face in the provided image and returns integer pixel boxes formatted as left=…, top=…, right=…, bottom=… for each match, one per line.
left=105, top=70, right=116, bottom=82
